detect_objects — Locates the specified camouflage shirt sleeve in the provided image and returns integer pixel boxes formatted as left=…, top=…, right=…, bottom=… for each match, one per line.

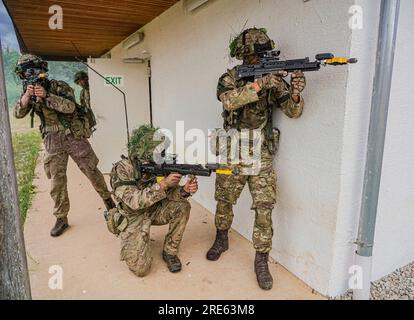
left=45, top=80, right=76, bottom=114
left=217, top=70, right=259, bottom=111
left=114, top=184, right=167, bottom=212
left=113, top=159, right=167, bottom=211
left=269, top=79, right=304, bottom=119
left=14, top=94, right=32, bottom=119
left=45, top=93, right=76, bottom=114
left=80, top=88, right=91, bottom=109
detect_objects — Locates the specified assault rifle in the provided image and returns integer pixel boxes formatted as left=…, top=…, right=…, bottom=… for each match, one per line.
left=23, top=72, right=48, bottom=102
left=236, top=52, right=358, bottom=80
left=22, top=72, right=49, bottom=128
left=133, top=154, right=238, bottom=179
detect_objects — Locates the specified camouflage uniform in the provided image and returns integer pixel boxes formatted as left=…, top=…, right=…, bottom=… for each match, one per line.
left=112, top=159, right=191, bottom=277
left=79, top=86, right=91, bottom=110
left=214, top=48, right=304, bottom=254
left=74, top=70, right=97, bottom=132
left=74, top=70, right=91, bottom=110
left=14, top=78, right=111, bottom=219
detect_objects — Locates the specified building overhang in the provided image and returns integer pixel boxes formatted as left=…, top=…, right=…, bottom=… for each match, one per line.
left=2, top=0, right=178, bottom=61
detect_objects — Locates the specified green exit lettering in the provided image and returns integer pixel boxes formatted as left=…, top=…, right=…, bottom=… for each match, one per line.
left=104, top=76, right=124, bottom=86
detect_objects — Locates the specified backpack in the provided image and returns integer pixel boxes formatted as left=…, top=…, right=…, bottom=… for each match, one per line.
left=104, top=207, right=127, bottom=236
left=104, top=159, right=138, bottom=236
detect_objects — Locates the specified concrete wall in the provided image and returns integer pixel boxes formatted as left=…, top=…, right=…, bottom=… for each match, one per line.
left=106, top=0, right=355, bottom=296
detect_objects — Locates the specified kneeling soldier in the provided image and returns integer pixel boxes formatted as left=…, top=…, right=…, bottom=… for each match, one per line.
left=108, top=125, right=198, bottom=276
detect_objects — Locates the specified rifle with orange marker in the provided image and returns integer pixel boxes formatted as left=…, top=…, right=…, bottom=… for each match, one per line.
left=237, top=52, right=358, bottom=79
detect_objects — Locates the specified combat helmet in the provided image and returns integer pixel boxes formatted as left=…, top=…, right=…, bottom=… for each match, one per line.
left=74, top=70, right=88, bottom=84
left=15, top=54, right=48, bottom=79
left=128, top=124, right=170, bottom=162
left=229, top=27, right=275, bottom=60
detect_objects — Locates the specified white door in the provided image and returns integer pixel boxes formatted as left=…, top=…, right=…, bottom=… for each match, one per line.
left=87, top=58, right=150, bottom=172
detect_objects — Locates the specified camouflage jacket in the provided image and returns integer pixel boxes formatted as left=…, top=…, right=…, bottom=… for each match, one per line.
left=112, top=159, right=184, bottom=217
left=80, top=87, right=91, bottom=109
left=14, top=79, right=76, bottom=132
left=217, top=67, right=304, bottom=130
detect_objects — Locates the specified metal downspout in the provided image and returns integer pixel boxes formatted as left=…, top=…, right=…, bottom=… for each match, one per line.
left=353, top=0, right=400, bottom=300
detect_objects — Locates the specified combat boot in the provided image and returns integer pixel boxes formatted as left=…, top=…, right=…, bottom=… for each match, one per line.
left=50, top=217, right=69, bottom=237
left=255, top=252, right=273, bottom=290
left=103, top=197, right=116, bottom=210
left=162, top=252, right=182, bottom=273
left=206, top=229, right=229, bottom=261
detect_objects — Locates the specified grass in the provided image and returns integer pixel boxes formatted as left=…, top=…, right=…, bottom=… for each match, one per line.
left=12, top=130, right=42, bottom=223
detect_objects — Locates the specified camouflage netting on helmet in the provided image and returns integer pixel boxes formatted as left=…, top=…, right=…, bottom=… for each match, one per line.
left=128, top=124, right=169, bottom=162
left=229, top=27, right=275, bottom=60
left=15, top=54, right=48, bottom=79
left=74, top=71, right=88, bottom=83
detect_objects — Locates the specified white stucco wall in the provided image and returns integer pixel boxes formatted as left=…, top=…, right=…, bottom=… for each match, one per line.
left=329, top=0, right=380, bottom=296
left=371, top=0, right=414, bottom=281
left=328, top=0, right=414, bottom=296
left=97, top=0, right=414, bottom=296
left=88, top=58, right=151, bottom=172
left=106, top=0, right=355, bottom=296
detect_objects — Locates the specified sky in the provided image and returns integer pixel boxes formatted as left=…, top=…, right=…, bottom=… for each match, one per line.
left=0, top=1, right=19, bottom=51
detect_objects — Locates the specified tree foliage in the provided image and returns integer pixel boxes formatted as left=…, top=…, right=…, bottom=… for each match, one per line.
left=2, top=47, right=20, bottom=106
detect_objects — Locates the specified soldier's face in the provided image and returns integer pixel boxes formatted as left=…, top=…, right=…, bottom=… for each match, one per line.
left=23, top=67, right=45, bottom=80
left=77, top=79, right=88, bottom=88
left=243, top=54, right=260, bottom=65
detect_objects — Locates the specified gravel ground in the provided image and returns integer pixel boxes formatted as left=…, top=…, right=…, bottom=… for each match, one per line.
left=336, top=261, right=414, bottom=300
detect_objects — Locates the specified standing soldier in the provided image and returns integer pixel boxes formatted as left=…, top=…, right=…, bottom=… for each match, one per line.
left=107, top=125, right=198, bottom=276
left=74, top=70, right=97, bottom=131
left=207, top=28, right=307, bottom=290
left=14, top=54, right=115, bottom=237
left=74, top=71, right=91, bottom=109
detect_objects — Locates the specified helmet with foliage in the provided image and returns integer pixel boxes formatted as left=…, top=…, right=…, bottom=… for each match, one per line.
left=14, top=54, right=48, bottom=79
left=128, top=124, right=170, bottom=162
left=74, top=71, right=88, bottom=84
left=229, top=27, right=275, bottom=60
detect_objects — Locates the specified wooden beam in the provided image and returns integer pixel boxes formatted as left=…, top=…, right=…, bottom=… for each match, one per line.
left=0, top=38, right=32, bottom=300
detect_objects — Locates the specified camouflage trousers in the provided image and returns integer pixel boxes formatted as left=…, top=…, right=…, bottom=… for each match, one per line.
left=120, top=197, right=191, bottom=277
left=43, top=132, right=111, bottom=219
left=214, top=157, right=277, bottom=253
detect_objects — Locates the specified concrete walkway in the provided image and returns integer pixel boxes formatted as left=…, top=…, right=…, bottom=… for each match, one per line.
left=24, top=153, right=323, bottom=300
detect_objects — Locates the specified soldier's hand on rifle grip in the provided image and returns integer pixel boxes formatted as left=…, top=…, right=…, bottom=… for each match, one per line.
left=256, top=70, right=287, bottom=92
left=184, top=176, right=198, bottom=194
left=34, top=84, right=47, bottom=98
left=24, top=85, right=35, bottom=98
left=20, top=85, right=35, bottom=107
left=159, top=173, right=182, bottom=190
left=290, top=70, right=306, bottom=100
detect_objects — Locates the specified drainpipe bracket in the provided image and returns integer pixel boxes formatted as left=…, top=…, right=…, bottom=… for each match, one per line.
left=354, top=240, right=373, bottom=248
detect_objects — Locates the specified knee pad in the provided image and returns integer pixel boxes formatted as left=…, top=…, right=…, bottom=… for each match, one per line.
left=254, top=208, right=273, bottom=229
left=127, top=255, right=152, bottom=278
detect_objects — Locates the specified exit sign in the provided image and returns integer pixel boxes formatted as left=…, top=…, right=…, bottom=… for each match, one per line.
left=104, top=75, right=124, bottom=87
